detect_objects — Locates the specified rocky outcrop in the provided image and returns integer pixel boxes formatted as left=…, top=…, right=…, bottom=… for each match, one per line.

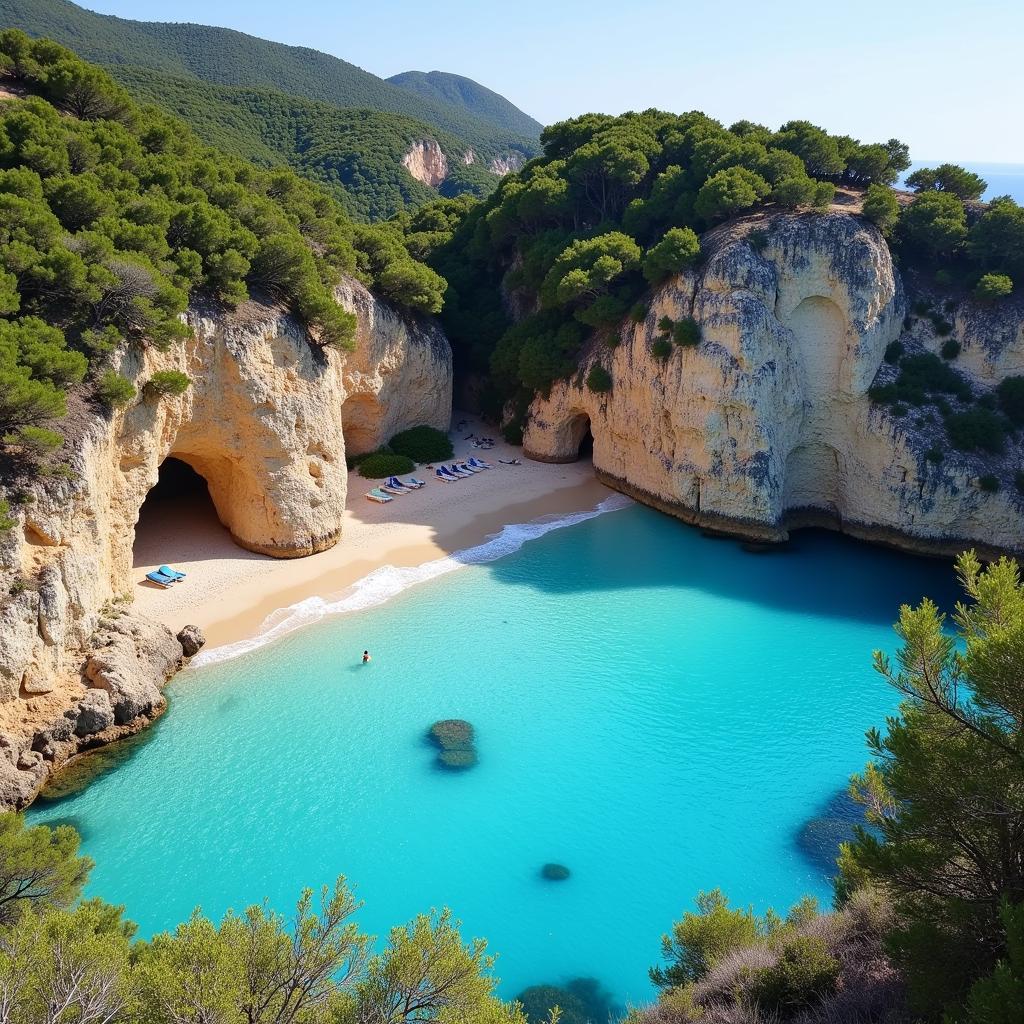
left=524, top=212, right=1023, bottom=558
left=0, top=279, right=453, bottom=806
left=402, top=140, right=449, bottom=188
left=489, top=153, right=526, bottom=176
left=336, top=278, right=453, bottom=454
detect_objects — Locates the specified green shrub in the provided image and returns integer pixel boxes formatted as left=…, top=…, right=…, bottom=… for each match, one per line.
left=629, top=302, right=648, bottom=324
left=586, top=365, right=612, bottom=393
left=941, top=339, right=961, bottom=360
left=657, top=315, right=675, bottom=334
left=0, top=499, right=14, bottom=531
left=642, top=227, right=700, bottom=285
left=356, top=451, right=415, bottom=479
left=975, top=273, right=1013, bottom=301
left=144, top=370, right=191, bottom=397
left=96, top=370, right=136, bottom=409
left=934, top=269, right=953, bottom=288
left=978, top=474, right=1000, bottom=493
left=2, top=425, right=63, bottom=456
left=1015, top=470, right=1024, bottom=495
left=897, top=352, right=972, bottom=403
left=892, top=403, right=908, bottom=417
left=913, top=300, right=933, bottom=316
left=387, top=425, right=453, bottom=463
left=997, top=376, right=1024, bottom=426
left=930, top=314, right=954, bottom=336
left=651, top=337, right=673, bottom=360
left=750, top=936, right=839, bottom=1015
left=748, top=229, right=769, bottom=253
left=926, top=447, right=944, bottom=464
left=945, top=408, right=1007, bottom=454
left=862, top=183, right=900, bottom=232
left=502, top=421, right=523, bottom=446
left=673, top=318, right=701, bottom=347
left=884, top=340, right=904, bottom=365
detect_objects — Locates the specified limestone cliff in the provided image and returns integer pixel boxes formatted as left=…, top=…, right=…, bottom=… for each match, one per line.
left=524, top=212, right=1023, bottom=557
left=0, top=280, right=452, bottom=807
left=402, top=140, right=449, bottom=188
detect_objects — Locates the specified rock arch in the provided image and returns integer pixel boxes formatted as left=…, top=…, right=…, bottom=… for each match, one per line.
left=525, top=410, right=594, bottom=463
left=782, top=442, right=843, bottom=514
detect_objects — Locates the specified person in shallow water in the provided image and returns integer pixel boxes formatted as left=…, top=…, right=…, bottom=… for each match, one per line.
left=362, top=650, right=371, bottom=664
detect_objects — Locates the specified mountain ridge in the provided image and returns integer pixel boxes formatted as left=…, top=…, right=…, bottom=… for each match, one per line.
left=387, top=69, right=542, bottom=140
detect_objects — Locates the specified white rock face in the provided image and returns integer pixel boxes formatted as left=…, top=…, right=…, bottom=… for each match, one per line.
left=0, top=280, right=453, bottom=805
left=489, top=153, right=525, bottom=176
left=402, top=140, right=449, bottom=188
left=524, top=213, right=1023, bottom=557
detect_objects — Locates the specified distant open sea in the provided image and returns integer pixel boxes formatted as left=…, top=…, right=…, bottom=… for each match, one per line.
left=899, top=160, right=1024, bottom=203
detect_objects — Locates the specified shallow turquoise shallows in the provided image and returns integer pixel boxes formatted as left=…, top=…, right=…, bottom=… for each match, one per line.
left=28, top=503, right=961, bottom=1010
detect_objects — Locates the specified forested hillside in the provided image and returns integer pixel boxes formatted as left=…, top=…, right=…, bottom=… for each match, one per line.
left=0, top=0, right=540, bottom=172
left=387, top=70, right=542, bottom=140
left=405, top=111, right=911, bottom=420
left=0, top=31, right=445, bottom=486
left=111, top=67, right=497, bottom=221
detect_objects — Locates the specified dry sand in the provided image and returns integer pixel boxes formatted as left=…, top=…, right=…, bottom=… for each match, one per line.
left=132, top=418, right=612, bottom=655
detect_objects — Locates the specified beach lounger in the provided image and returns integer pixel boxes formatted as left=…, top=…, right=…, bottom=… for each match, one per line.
left=455, top=462, right=479, bottom=474
left=467, top=457, right=492, bottom=470
left=436, top=468, right=457, bottom=482
left=159, top=564, right=186, bottom=580
left=447, top=464, right=472, bottom=477
left=380, top=484, right=407, bottom=495
left=365, top=489, right=394, bottom=503
left=405, top=477, right=426, bottom=488
left=385, top=476, right=412, bottom=492
left=146, top=570, right=175, bottom=588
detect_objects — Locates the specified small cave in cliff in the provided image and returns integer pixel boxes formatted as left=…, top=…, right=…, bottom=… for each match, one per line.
left=133, top=457, right=232, bottom=571
left=577, top=423, right=594, bottom=460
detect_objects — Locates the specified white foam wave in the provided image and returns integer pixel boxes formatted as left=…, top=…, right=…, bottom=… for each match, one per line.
left=192, top=493, right=634, bottom=667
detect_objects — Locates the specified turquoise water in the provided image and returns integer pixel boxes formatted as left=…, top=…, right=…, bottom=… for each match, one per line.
left=28, top=503, right=961, bottom=1009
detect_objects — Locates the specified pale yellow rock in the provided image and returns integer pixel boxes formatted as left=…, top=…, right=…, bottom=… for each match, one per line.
left=0, top=280, right=453, bottom=805
left=402, top=140, right=449, bottom=188
left=524, top=213, right=1023, bottom=557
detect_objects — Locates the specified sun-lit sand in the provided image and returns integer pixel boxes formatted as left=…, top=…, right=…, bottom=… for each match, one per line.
left=132, top=416, right=610, bottom=653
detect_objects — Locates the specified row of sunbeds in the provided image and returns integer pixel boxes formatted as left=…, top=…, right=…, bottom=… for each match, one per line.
left=365, top=475, right=427, bottom=504
left=145, top=564, right=187, bottom=589
left=364, top=458, right=493, bottom=503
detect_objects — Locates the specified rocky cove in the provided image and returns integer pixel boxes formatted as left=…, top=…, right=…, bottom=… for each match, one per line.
left=0, top=278, right=452, bottom=808
left=1, top=209, right=1022, bottom=811
left=524, top=212, right=1024, bottom=559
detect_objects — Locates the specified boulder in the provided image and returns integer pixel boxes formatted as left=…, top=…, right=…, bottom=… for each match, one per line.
left=74, top=689, right=114, bottom=737
left=177, top=624, right=206, bottom=658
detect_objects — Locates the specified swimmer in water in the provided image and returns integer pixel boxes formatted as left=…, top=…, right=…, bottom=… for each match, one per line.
left=362, top=650, right=371, bottom=664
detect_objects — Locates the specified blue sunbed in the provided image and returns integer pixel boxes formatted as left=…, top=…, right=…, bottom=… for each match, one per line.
left=159, top=564, right=186, bottom=580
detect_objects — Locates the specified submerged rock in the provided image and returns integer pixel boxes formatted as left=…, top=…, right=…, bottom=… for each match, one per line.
left=517, top=978, right=619, bottom=1024
left=428, top=719, right=475, bottom=749
left=427, top=719, right=477, bottom=771
left=541, top=862, right=570, bottom=881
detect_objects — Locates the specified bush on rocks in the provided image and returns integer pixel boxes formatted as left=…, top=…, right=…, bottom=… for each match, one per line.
left=357, top=452, right=415, bottom=479
left=388, top=425, right=453, bottom=463
left=586, top=365, right=612, bottom=393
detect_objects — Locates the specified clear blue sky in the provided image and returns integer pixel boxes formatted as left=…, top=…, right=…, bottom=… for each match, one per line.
left=81, top=0, right=1024, bottom=163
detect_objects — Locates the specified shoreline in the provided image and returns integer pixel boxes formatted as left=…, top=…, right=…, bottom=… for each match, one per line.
left=132, top=425, right=614, bottom=658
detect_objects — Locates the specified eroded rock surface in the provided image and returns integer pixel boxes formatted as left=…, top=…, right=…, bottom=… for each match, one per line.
left=402, top=140, right=449, bottom=188
left=524, top=212, right=1023, bottom=557
left=0, top=281, right=454, bottom=806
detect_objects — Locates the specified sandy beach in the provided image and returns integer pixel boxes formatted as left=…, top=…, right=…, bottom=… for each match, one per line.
left=132, top=417, right=611, bottom=654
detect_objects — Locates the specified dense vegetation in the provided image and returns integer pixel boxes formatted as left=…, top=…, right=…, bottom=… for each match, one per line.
left=0, top=814, right=528, bottom=1024
left=387, top=71, right=542, bottom=141
left=640, top=553, right=1024, bottom=1023
left=0, top=0, right=540, bottom=180
left=0, top=33, right=444, bottom=479
left=109, top=66, right=498, bottom=221
left=406, top=109, right=909, bottom=418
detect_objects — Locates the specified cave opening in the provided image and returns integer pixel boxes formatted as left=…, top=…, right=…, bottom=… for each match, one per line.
left=133, top=456, right=229, bottom=572
left=565, top=412, right=594, bottom=462
left=578, top=423, right=594, bottom=460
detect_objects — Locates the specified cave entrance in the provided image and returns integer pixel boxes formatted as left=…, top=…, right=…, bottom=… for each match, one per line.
left=133, top=456, right=230, bottom=571
left=342, top=394, right=382, bottom=457
left=565, top=412, right=594, bottom=462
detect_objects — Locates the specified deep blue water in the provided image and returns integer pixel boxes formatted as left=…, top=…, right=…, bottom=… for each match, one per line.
left=899, top=160, right=1024, bottom=203
left=27, top=503, right=962, bottom=1008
